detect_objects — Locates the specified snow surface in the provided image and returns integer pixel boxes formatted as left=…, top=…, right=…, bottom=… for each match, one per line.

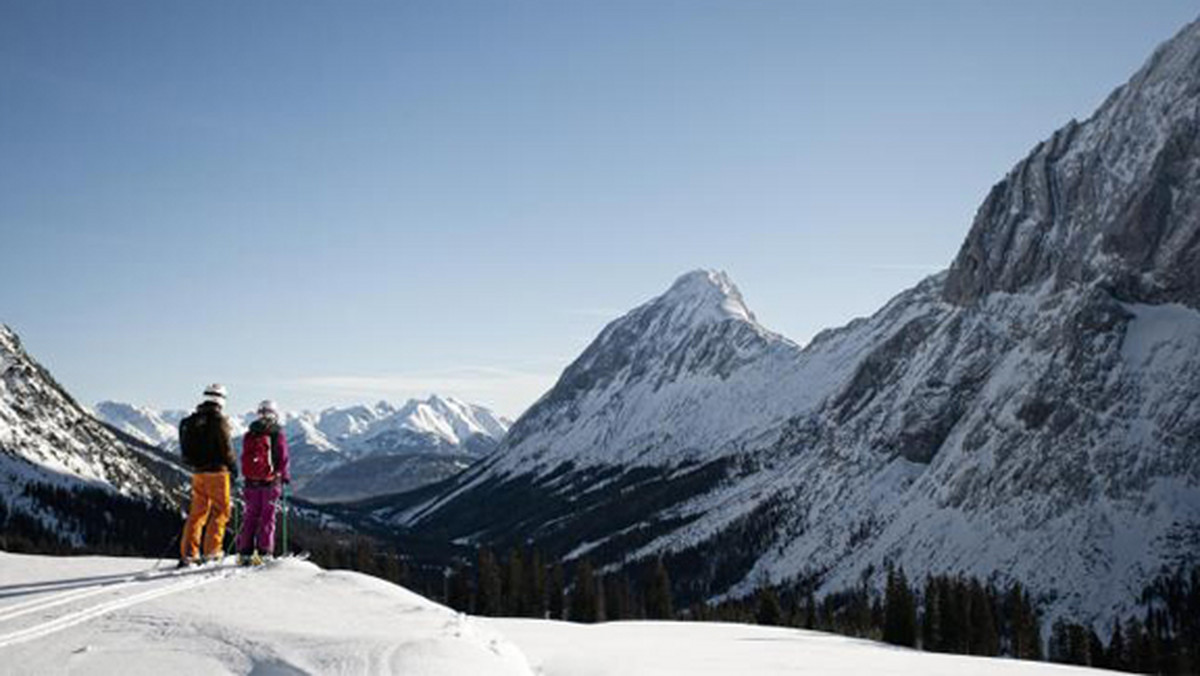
left=0, top=552, right=1109, bottom=676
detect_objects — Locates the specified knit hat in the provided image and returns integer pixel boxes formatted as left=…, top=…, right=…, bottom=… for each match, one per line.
left=202, top=383, right=227, bottom=407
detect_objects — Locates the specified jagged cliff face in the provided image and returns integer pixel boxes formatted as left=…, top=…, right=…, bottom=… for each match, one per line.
left=0, top=326, right=186, bottom=546
left=368, top=17, right=1200, bottom=628
left=946, top=18, right=1200, bottom=308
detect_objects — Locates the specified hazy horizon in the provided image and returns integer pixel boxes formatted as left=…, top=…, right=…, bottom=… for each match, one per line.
left=2, top=2, right=1196, bottom=419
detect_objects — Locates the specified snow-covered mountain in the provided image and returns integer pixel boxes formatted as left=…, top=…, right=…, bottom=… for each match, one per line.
left=338, top=395, right=511, bottom=457
left=0, top=326, right=187, bottom=550
left=93, top=395, right=511, bottom=501
left=0, top=551, right=1106, bottom=675
left=368, top=17, right=1200, bottom=629
left=92, top=401, right=187, bottom=451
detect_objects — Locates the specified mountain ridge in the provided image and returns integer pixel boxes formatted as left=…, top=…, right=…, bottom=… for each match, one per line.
left=364, top=16, right=1200, bottom=630
left=93, top=393, right=511, bottom=501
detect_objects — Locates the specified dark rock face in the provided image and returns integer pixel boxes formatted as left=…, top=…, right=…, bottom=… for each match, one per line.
left=946, top=19, right=1200, bottom=309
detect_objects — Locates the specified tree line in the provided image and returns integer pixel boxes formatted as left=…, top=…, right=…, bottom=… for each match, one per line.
left=441, top=546, right=674, bottom=622
left=694, top=564, right=1198, bottom=675
left=0, top=482, right=181, bottom=557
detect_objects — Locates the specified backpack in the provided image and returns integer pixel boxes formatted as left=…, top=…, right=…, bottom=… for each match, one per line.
left=242, top=429, right=276, bottom=482
left=179, top=412, right=206, bottom=468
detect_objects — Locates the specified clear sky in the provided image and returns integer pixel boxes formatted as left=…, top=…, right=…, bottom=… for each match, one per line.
left=1, top=1, right=1196, bottom=419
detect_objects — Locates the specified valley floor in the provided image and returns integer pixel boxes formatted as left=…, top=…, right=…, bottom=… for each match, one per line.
left=0, top=552, right=1109, bottom=675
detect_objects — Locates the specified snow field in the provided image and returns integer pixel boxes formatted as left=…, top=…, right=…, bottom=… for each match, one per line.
left=0, top=552, right=1116, bottom=675
left=0, top=552, right=532, bottom=675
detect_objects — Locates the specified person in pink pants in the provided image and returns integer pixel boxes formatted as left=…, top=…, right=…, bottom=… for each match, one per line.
left=237, top=400, right=290, bottom=563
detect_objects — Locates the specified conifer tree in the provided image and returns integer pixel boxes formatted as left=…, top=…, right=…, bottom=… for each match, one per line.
left=570, top=559, right=599, bottom=623
left=354, top=538, right=376, bottom=575
left=524, top=547, right=547, bottom=618
left=755, top=587, right=784, bottom=626
left=604, top=573, right=632, bottom=621
left=884, top=566, right=918, bottom=647
left=1007, top=581, right=1041, bottom=660
left=1049, top=619, right=1071, bottom=663
left=921, top=575, right=940, bottom=651
left=476, top=548, right=503, bottom=616
left=549, top=562, right=566, bottom=620
left=804, top=590, right=817, bottom=630
left=967, top=579, right=998, bottom=656
left=644, top=558, right=674, bottom=620
left=1108, top=620, right=1127, bottom=671
left=939, top=577, right=969, bottom=653
left=447, top=563, right=472, bottom=612
left=504, top=547, right=526, bottom=617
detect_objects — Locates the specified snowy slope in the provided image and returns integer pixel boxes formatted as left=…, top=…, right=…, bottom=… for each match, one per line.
left=0, top=326, right=186, bottom=546
left=0, top=552, right=1108, bottom=676
left=369, top=16, right=1200, bottom=630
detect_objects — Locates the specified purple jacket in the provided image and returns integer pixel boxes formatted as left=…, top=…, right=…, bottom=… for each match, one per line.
left=243, top=418, right=290, bottom=484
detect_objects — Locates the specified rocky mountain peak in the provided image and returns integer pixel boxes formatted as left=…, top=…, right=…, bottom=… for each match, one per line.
left=0, top=323, right=23, bottom=361
left=656, top=269, right=757, bottom=327
left=945, top=16, right=1200, bottom=308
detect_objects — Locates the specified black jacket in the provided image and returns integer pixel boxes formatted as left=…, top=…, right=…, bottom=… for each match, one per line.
left=179, top=402, right=237, bottom=476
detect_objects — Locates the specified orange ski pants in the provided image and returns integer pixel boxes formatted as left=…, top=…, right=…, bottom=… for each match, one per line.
left=180, top=472, right=231, bottom=560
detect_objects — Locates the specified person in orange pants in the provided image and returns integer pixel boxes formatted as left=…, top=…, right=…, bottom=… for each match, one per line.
left=177, top=384, right=238, bottom=566
left=182, top=471, right=232, bottom=562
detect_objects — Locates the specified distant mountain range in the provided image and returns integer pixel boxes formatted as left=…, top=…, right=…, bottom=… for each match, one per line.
left=356, top=17, right=1200, bottom=629
left=93, top=395, right=511, bottom=502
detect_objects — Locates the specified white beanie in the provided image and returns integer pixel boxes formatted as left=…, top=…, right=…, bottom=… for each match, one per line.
left=202, top=383, right=227, bottom=407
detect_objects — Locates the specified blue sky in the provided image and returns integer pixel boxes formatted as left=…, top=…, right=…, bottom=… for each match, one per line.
left=1, top=1, right=1196, bottom=418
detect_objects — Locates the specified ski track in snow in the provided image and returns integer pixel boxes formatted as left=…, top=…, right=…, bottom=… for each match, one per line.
left=0, top=562, right=244, bottom=649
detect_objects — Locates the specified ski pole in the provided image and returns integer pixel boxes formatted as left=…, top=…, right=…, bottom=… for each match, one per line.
left=281, top=483, right=290, bottom=556
left=154, top=531, right=182, bottom=570
left=227, top=481, right=241, bottom=558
